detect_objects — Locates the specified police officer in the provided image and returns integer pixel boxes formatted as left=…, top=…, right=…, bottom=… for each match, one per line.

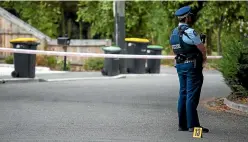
left=169, top=6, right=209, bottom=133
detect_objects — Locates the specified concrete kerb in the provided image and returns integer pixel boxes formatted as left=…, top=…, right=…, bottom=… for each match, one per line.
left=44, top=73, right=173, bottom=82
left=122, top=73, right=172, bottom=77
left=44, top=74, right=126, bottom=82
left=0, top=78, right=42, bottom=84
left=223, top=98, right=248, bottom=113
left=0, top=74, right=127, bottom=84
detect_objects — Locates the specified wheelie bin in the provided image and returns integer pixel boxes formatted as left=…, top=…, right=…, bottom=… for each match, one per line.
left=146, top=45, right=163, bottom=73
left=9, top=38, right=39, bottom=78
left=125, top=38, right=150, bottom=74
left=101, top=46, right=121, bottom=76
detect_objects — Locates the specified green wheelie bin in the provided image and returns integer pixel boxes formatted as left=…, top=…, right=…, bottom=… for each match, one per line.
left=146, top=45, right=163, bottom=73
left=125, top=38, right=150, bottom=74
left=9, top=38, right=39, bottom=78
left=101, top=46, right=121, bottom=76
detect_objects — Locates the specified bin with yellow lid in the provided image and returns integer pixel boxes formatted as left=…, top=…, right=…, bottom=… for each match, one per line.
left=125, top=38, right=150, bottom=74
left=10, top=37, right=38, bottom=43
left=10, top=37, right=39, bottom=78
left=125, top=38, right=150, bottom=43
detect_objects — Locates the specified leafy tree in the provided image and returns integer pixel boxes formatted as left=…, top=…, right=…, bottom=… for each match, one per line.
left=195, top=1, right=248, bottom=55
left=1, top=1, right=247, bottom=55
left=76, top=1, right=113, bottom=38
left=0, top=1, right=62, bottom=38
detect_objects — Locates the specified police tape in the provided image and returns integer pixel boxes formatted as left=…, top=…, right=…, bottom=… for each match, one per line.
left=0, top=47, right=222, bottom=59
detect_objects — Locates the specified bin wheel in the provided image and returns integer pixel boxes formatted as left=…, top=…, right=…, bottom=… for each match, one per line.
left=145, top=68, right=151, bottom=73
left=127, top=68, right=130, bottom=73
left=11, top=71, right=19, bottom=78
left=1, top=80, right=5, bottom=84
left=101, top=68, right=108, bottom=76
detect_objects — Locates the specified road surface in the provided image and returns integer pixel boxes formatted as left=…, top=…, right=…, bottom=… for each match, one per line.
left=0, top=72, right=247, bottom=142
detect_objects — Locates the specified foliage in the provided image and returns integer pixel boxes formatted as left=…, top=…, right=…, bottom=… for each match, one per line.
left=83, top=58, right=104, bottom=71
left=46, top=56, right=57, bottom=69
left=36, top=55, right=47, bottom=67
left=195, top=1, right=248, bottom=55
left=161, top=59, right=174, bottom=67
left=76, top=1, right=205, bottom=53
left=205, top=59, right=221, bottom=70
left=1, top=1, right=246, bottom=47
left=219, top=35, right=248, bottom=96
left=57, top=60, right=71, bottom=71
left=2, top=1, right=246, bottom=55
left=36, top=55, right=58, bottom=69
left=4, top=55, right=14, bottom=64
left=196, top=1, right=247, bottom=32
left=0, top=1, right=62, bottom=38
left=76, top=1, right=113, bottom=38
left=36, top=55, right=71, bottom=71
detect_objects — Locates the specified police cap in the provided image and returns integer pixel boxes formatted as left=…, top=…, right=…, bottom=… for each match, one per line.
left=175, top=6, right=192, bottom=19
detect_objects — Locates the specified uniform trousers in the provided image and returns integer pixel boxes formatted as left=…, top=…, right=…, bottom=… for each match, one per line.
left=175, top=61, right=203, bottom=129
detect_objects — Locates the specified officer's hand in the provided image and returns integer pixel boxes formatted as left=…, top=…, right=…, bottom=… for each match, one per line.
left=196, top=43, right=207, bottom=63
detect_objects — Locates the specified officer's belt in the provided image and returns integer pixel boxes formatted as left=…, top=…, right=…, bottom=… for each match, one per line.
left=175, top=54, right=198, bottom=64
left=176, top=58, right=195, bottom=64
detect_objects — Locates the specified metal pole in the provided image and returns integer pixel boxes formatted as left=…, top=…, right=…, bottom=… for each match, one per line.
left=63, top=45, right=67, bottom=71
left=113, top=0, right=127, bottom=74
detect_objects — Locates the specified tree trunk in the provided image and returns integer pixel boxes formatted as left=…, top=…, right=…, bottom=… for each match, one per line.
left=67, top=18, right=72, bottom=37
left=62, top=11, right=66, bottom=36
left=217, top=24, right=222, bottom=55
left=217, top=16, right=224, bottom=55
left=206, top=29, right=212, bottom=55
left=79, top=21, right=83, bottom=39
left=60, top=1, right=66, bottom=36
left=87, top=26, right=91, bottom=39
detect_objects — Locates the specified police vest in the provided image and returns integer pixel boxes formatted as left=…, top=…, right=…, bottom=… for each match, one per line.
left=169, top=25, right=200, bottom=58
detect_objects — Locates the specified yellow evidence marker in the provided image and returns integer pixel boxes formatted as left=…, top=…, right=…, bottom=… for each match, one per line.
left=193, top=127, right=203, bottom=138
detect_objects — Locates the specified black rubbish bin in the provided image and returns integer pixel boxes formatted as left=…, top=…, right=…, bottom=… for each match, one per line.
left=146, top=45, right=163, bottom=73
left=125, top=38, right=150, bottom=74
left=10, top=38, right=39, bottom=78
left=101, top=46, right=121, bottom=76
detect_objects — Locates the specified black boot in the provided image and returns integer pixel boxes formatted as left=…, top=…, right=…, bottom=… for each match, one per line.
left=178, top=127, right=188, bottom=131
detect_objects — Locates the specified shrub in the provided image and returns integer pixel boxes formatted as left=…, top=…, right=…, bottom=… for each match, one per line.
left=36, top=55, right=58, bottom=69
left=218, top=36, right=248, bottom=97
left=57, top=60, right=71, bottom=71
left=161, top=59, right=174, bottom=66
left=46, top=56, right=57, bottom=69
left=205, top=59, right=221, bottom=70
left=4, top=55, right=14, bottom=64
left=36, top=55, right=48, bottom=66
left=83, top=58, right=104, bottom=71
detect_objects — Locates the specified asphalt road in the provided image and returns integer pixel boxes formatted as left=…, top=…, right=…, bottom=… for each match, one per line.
left=0, top=72, right=248, bottom=142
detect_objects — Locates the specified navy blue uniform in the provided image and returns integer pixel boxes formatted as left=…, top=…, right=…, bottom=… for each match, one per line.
left=169, top=6, right=208, bottom=132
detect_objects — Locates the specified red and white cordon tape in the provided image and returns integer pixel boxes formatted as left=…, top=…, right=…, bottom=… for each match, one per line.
left=0, top=47, right=222, bottom=59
